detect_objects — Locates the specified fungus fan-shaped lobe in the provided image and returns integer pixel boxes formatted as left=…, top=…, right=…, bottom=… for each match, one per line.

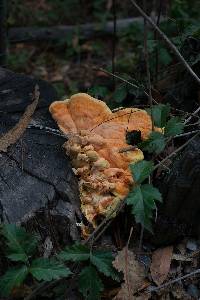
left=49, top=93, right=153, bottom=227
left=68, top=93, right=112, bottom=131
left=49, top=100, right=77, bottom=133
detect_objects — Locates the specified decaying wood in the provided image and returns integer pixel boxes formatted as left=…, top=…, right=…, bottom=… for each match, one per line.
left=8, top=17, right=165, bottom=43
left=0, top=85, right=39, bottom=152
left=151, top=135, right=200, bottom=245
left=0, top=67, right=80, bottom=242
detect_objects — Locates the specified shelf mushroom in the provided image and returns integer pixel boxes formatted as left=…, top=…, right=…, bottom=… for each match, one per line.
left=49, top=93, right=154, bottom=227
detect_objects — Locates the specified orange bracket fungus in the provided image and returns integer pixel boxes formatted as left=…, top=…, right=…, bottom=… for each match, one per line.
left=49, top=93, right=155, bottom=227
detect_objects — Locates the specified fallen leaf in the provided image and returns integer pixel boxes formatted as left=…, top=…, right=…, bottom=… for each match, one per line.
left=150, top=246, right=173, bottom=286
left=0, top=85, right=39, bottom=152
left=113, top=247, right=147, bottom=300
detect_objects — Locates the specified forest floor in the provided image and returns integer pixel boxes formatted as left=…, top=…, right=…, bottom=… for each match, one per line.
left=1, top=0, right=200, bottom=299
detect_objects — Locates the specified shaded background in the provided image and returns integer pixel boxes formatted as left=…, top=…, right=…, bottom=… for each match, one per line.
left=1, top=0, right=200, bottom=107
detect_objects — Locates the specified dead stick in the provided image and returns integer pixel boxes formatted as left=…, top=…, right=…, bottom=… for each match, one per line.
left=148, top=268, right=200, bottom=293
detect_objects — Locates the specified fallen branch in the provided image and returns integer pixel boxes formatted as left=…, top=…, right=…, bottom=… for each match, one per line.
left=130, top=0, right=200, bottom=85
left=8, top=17, right=166, bottom=43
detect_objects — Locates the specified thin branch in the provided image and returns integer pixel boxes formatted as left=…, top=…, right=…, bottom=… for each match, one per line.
left=148, top=268, right=200, bottom=293
left=174, top=129, right=200, bottom=138
left=130, top=0, right=200, bottom=85
left=153, top=131, right=200, bottom=171
left=184, top=106, right=200, bottom=124
left=85, top=200, right=125, bottom=244
left=97, top=67, right=159, bottom=104
left=97, top=67, right=200, bottom=122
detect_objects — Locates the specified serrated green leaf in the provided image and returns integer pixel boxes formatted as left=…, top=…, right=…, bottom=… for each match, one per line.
left=129, top=160, right=154, bottom=184
left=165, top=117, right=184, bottom=137
left=1, top=224, right=38, bottom=262
left=140, top=132, right=166, bottom=154
left=113, top=86, right=127, bottom=103
left=78, top=265, right=104, bottom=300
left=91, top=251, right=120, bottom=281
left=0, top=266, right=28, bottom=297
left=58, top=243, right=90, bottom=262
left=147, top=104, right=170, bottom=127
left=7, top=253, right=28, bottom=262
left=30, top=258, right=71, bottom=281
left=142, top=184, right=162, bottom=203
left=126, top=184, right=162, bottom=231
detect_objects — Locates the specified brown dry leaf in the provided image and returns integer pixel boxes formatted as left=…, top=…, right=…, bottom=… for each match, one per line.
left=150, top=246, right=173, bottom=286
left=113, top=247, right=147, bottom=300
left=0, top=85, right=39, bottom=152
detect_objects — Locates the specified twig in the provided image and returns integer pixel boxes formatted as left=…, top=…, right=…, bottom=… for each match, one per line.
left=127, top=227, right=134, bottom=248
left=119, top=145, right=137, bottom=153
left=85, top=200, right=125, bottom=244
left=148, top=268, right=200, bottom=293
left=97, top=67, right=159, bottom=104
left=174, top=129, right=200, bottom=138
left=92, top=219, right=113, bottom=244
left=130, top=0, right=200, bottom=85
left=184, top=106, right=200, bottom=124
left=153, top=131, right=200, bottom=171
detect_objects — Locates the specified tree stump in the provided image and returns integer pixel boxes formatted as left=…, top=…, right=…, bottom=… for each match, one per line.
left=0, top=67, right=81, bottom=243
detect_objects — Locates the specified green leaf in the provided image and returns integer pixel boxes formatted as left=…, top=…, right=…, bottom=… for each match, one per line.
left=126, top=184, right=162, bottom=231
left=7, top=253, right=29, bottom=262
left=58, top=243, right=90, bottom=262
left=142, top=184, right=162, bottom=203
left=0, top=266, right=28, bottom=297
left=147, top=104, right=170, bottom=127
left=78, top=265, right=104, bottom=300
left=88, top=85, right=108, bottom=99
left=129, top=160, right=154, bottom=184
left=113, top=85, right=127, bottom=103
left=165, top=117, right=184, bottom=137
left=30, top=258, right=71, bottom=281
left=140, top=132, right=166, bottom=154
left=91, top=251, right=120, bottom=281
left=159, top=48, right=172, bottom=66
left=1, top=224, right=38, bottom=262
